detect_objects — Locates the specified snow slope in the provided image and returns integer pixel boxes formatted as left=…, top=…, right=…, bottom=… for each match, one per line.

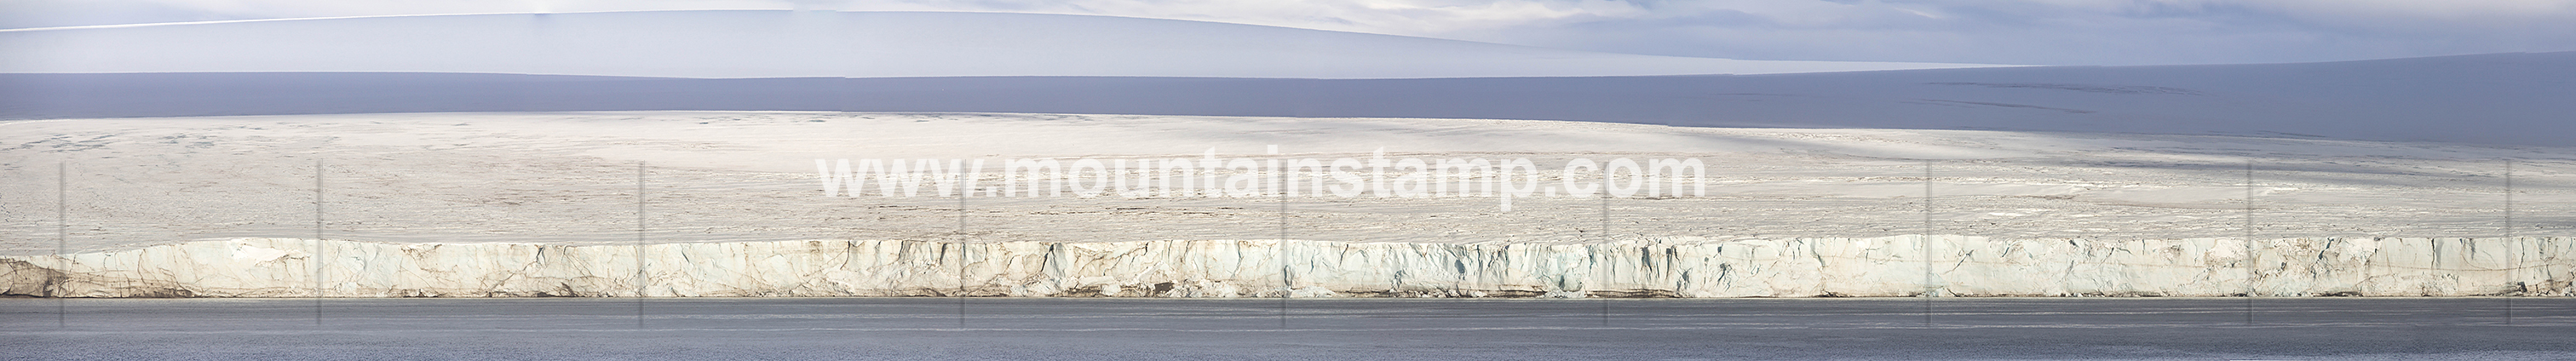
left=3, top=112, right=2569, bottom=250
left=0, top=10, right=1996, bottom=78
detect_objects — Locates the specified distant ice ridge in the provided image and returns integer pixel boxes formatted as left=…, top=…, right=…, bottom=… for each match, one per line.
left=4, top=238, right=2566, bottom=298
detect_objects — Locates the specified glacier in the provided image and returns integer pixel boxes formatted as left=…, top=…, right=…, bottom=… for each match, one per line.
left=4, top=237, right=2565, bottom=298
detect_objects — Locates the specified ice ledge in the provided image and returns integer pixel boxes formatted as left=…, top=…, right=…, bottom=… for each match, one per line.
left=3, top=237, right=2567, bottom=298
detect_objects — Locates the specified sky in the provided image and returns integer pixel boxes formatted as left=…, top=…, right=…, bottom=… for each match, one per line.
left=3, top=0, right=2570, bottom=66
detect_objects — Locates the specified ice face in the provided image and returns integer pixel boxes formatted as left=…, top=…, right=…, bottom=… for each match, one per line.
left=6, top=236, right=2565, bottom=298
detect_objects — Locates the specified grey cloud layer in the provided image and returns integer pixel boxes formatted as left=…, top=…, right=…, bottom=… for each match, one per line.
left=2, top=0, right=2568, bottom=65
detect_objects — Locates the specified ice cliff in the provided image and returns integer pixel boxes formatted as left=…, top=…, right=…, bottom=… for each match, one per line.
left=3, top=237, right=2566, bottom=298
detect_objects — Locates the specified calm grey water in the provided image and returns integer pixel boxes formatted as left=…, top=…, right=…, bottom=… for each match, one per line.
left=5, top=297, right=2573, bottom=360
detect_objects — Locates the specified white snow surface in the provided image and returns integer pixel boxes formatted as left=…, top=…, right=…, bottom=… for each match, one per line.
left=0, top=10, right=2001, bottom=78
left=3, top=111, right=2572, bottom=254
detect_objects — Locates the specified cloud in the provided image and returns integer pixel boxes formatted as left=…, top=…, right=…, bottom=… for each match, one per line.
left=3, top=0, right=2569, bottom=65
left=1437, top=0, right=2576, bottom=65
